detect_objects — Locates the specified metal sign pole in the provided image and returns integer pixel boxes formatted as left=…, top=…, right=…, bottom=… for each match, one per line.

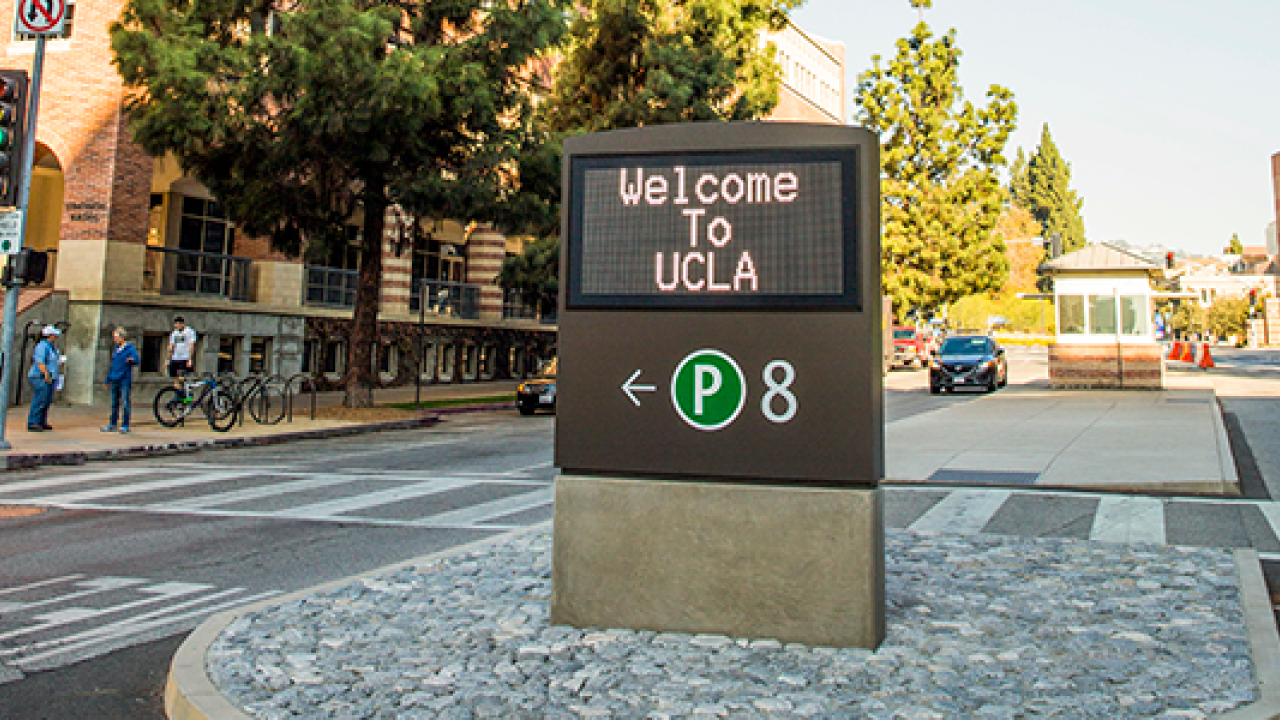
left=0, top=34, right=47, bottom=449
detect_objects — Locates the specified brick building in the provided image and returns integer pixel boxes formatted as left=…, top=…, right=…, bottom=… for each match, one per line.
left=0, top=7, right=843, bottom=406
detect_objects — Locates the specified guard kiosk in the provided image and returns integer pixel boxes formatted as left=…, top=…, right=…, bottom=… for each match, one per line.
left=1040, top=243, right=1165, bottom=389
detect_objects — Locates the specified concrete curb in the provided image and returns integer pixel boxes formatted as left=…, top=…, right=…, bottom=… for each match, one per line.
left=1212, top=390, right=1245, bottom=496
left=164, top=521, right=552, bottom=720
left=0, top=414, right=443, bottom=473
left=1221, top=549, right=1280, bottom=719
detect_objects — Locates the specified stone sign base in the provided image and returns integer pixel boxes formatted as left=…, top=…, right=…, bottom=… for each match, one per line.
left=1049, top=343, right=1165, bottom=389
left=550, top=475, right=885, bottom=649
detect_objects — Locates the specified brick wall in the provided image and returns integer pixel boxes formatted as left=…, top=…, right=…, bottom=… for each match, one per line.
left=1049, top=344, right=1165, bottom=390
left=2, top=0, right=154, bottom=247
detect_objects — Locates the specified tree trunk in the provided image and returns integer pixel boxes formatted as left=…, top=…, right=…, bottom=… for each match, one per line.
left=345, top=185, right=388, bottom=408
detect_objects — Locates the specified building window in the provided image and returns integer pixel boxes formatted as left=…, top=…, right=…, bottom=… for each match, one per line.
left=378, top=344, right=397, bottom=379
left=1059, top=295, right=1085, bottom=334
left=140, top=333, right=166, bottom=374
left=14, top=0, right=74, bottom=41
left=176, top=197, right=236, bottom=296
left=1089, top=295, right=1117, bottom=335
left=1120, top=296, right=1149, bottom=336
left=302, top=339, right=316, bottom=374
left=218, top=336, right=239, bottom=374
left=249, top=337, right=272, bottom=374
left=323, top=340, right=345, bottom=377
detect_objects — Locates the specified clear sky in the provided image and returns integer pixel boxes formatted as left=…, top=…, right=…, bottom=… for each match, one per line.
left=789, top=0, right=1280, bottom=257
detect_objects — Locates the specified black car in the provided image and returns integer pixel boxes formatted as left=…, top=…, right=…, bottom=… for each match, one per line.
left=516, top=359, right=557, bottom=415
left=929, top=335, right=1007, bottom=394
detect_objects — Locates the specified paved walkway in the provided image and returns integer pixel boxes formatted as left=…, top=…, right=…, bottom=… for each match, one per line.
left=885, top=374, right=1236, bottom=495
left=0, top=381, right=522, bottom=470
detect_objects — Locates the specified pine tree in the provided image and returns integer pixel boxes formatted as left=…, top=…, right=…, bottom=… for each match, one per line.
left=855, top=21, right=1017, bottom=317
left=1228, top=233, right=1244, bottom=255
left=1012, top=124, right=1086, bottom=254
left=112, top=0, right=565, bottom=406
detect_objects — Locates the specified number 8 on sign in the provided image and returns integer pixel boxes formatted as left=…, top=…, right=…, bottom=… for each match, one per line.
left=761, top=360, right=797, bottom=424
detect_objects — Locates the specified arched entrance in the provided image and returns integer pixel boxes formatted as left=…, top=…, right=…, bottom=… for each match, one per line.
left=26, top=145, right=63, bottom=287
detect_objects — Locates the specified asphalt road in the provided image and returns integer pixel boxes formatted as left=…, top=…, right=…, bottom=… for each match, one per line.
left=0, top=412, right=555, bottom=719
left=0, top=347, right=1046, bottom=719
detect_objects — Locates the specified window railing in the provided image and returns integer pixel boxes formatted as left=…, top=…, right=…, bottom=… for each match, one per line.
left=502, top=288, right=557, bottom=325
left=304, top=265, right=358, bottom=308
left=144, top=246, right=251, bottom=301
left=410, top=279, right=481, bottom=320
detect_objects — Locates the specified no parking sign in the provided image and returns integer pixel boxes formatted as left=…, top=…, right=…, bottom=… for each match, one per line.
left=16, top=0, right=66, bottom=36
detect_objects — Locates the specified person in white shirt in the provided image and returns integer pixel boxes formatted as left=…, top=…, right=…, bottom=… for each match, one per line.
left=166, top=316, right=197, bottom=390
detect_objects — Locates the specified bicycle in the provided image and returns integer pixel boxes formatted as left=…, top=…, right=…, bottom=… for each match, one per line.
left=153, top=375, right=239, bottom=432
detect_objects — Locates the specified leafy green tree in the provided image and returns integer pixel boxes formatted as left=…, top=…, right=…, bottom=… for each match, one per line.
left=1011, top=124, right=1086, bottom=254
left=1207, top=296, right=1248, bottom=339
left=1228, top=233, right=1244, bottom=254
left=539, top=0, right=797, bottom=134
left=1171, top=301, right=1207, bottom=338
left=112, top=0, right=565, bottom=406
left=497, top=236, right=560, bottom=319
left=854, top=21, right=1017, bottom=317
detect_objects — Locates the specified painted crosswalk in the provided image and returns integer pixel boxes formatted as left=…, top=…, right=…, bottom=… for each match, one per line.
left=6, top=462, right=1280, bottom=553
left=0, top=462, right=557, bottom=531
left=0, top=574, right=279, bottom=676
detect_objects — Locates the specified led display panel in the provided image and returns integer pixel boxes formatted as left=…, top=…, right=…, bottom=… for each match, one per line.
left=567, top=149, right=860, bottom=310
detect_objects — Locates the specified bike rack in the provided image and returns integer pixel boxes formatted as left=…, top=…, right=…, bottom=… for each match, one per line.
left=283, top=373, right=318, bottom=422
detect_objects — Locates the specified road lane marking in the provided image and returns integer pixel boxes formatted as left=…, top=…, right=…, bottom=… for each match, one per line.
left=0, top=577, right=147, bottom=613
left=0, top=582, right=214, bottom=644
left=0, top=575, right=84, bottom=597
left=26, top=471, right=263, bottom=504
left=272, top=477, right=480, bottom=519
left=415, top=487, right=554, bottom=527
left=0, top=467, right=164, bottom=496
left=154, top=473, right=374, bottom=510
left=907, top=490, right=1011, bottom=535
left=1089, top=496, right=1166, bottom=544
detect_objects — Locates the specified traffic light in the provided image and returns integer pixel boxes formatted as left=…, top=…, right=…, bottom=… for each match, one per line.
left=6, top=247, right=47, bottom=285
left=1165, top=251, right=1175, bottom=269
left=0, top=70, right=28, bottom=208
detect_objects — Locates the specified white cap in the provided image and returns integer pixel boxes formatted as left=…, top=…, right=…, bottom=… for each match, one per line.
left=41, top=325, right=61, bottom=337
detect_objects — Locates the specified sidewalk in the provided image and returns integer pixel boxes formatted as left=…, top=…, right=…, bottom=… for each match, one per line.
left=885, top=372, right=1238, bottom=495
left=0, top=380, right=522, bottom=471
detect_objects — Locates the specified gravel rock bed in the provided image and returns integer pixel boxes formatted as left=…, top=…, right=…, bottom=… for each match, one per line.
left=208, top=529, right=1256, bottom=719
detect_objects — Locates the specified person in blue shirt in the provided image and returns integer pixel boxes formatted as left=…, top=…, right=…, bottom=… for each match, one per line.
left=27, top=325, right=61, bottom=432
left=102, top=327, right=140, bottom=433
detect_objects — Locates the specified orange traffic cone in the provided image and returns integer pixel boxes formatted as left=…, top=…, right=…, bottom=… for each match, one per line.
left=1198, top=343, right=1215, bottom=369
left=1166, top=342, right=1180, bottom=359
left=1178, top=342, right=1194, bottom=363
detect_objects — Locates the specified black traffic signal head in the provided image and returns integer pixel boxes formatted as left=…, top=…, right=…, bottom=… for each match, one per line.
left=0, top=70, right=28, bottom=208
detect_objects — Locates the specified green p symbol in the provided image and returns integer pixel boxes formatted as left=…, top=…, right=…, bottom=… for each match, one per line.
left=671, top=349, right=746, bottom=431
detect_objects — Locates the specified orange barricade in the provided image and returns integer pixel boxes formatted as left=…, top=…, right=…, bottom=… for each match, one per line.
left=1198, top=343, right=1215, bottom=369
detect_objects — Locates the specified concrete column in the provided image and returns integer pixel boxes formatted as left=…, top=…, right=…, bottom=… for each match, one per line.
left=465, top=226, right=506, bottom=321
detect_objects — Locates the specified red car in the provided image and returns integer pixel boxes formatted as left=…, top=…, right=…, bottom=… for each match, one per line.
left=891, top=327, right=928, bottom=368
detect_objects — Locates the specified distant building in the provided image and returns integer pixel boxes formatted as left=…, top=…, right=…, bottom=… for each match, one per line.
left=1267, top=221, right=1277, bottom=256
left=766, top=24, right=845, bottom=124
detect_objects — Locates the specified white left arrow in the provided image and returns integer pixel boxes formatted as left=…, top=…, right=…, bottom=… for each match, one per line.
left=621, top=369, right=657, bottom=407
